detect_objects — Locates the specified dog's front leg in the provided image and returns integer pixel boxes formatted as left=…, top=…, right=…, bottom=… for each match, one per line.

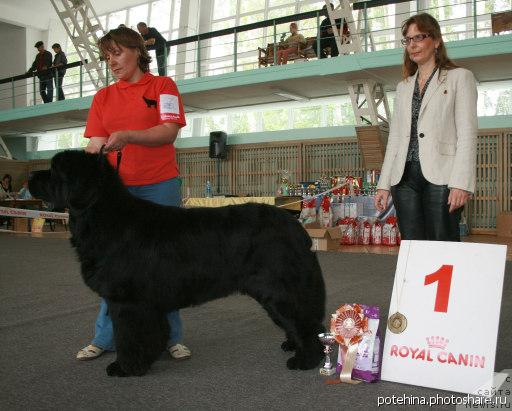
left=106, top=300, right=168, bottom=377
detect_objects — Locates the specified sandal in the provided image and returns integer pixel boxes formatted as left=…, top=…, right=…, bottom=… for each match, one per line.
left=169, top=343, right=191, bottom=360
left=76, top=344, right=104, bottom=361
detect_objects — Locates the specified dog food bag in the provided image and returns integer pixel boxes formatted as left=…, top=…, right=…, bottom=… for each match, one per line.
left=331, top=202, right=344, bottom=223
left=371, top=220, right=382, bottom=245
left=358, top=219, right=372, bottom=245
left=319, top=195, right=332, bottom=227
left=299, top=197, right=317, bottom=225
left=382, top=217, right=397, bottom=246
left=336, top=305, right=381, bottom=383
left=338, top=217, right=356, bottom=245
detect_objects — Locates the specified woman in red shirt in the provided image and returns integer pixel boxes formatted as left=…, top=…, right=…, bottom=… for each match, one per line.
left=77, top=27, right=191, bottom=362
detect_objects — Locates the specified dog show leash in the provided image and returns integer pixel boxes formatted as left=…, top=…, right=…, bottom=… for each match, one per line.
left=99, top=145, right=122, bottom=174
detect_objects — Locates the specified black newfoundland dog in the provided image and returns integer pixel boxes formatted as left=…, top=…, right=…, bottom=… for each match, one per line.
left=29, top=150, right=326, bottom=377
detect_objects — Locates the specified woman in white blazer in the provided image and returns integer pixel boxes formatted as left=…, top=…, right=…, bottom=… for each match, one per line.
left=374, top=13, right=477, bottom=241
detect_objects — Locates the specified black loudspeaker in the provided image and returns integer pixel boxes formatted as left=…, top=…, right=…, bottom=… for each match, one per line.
left=209, top=131, right=227, bottom=159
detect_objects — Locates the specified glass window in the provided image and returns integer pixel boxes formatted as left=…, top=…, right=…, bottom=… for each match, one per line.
left=238, top=24, right=264, bottom=53
left=262, top=108, right=288, bottom=131
left=204, top=115, right=228, bottom=135
left=107, top=10, right=127, bottom=30
left=293, top=106, right=321, bottom=128
left=267, top=6, right=295, bottom=20
left=209, top=33, right=235, bottom=59
left=240, top=0, right=265, bottom=14
left=150, top=1, right=171, bottom=32
left=239, top=12, right=264, bottom=25
left=230, top=113, right=251, bottom=133
left=299, top=1, right=325, bottom=13
left=268, top=0, right=295, bottom=7
left=325, top=102, right=355, bottom=126
left=213, top=0, right=237, bottom=20
left=172, top=0, right=181, bottom=29
left=127, top=3, right=149, bottom=28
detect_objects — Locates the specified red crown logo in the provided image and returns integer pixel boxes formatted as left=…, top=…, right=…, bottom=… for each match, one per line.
left=426, top=336, right=449, bottom=349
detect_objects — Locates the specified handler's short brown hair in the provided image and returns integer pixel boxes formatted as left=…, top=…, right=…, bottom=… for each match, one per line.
left=98, top=26, right=151, bottom=72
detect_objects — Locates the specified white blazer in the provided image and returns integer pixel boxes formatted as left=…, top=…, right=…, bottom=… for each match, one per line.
left=377, top=67, right=478, bottom=193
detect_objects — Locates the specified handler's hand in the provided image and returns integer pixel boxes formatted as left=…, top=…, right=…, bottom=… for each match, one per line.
left=374, top=189, right=390, bottom=212
left=447, top=188, right=470, bottom=213
left=85, top=137, right=107, bottom=154
left=104, top=131, right=132, bottom=152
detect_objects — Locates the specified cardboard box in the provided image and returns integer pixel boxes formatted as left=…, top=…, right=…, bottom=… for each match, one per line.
left=304, top=222, right=342, bottom=251
left=497, top=212, right=512, bottom=237
left=13, top=217, right=29, bottom=232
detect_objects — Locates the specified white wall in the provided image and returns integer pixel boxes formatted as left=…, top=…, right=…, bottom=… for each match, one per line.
left=0, top=21, right=28, bottom=110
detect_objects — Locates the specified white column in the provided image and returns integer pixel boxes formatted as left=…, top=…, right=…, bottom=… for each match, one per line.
left=176, top=0, right=214, bottom=79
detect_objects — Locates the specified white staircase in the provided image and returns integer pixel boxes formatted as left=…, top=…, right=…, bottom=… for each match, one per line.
left=49, top=0, right=107, bottom=90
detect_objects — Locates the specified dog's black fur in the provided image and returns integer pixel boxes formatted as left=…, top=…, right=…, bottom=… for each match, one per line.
left=29, top=150, right=326, bottom=377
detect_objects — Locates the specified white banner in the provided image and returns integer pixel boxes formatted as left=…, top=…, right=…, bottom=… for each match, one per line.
left=0, top=206, right=68, bottom=220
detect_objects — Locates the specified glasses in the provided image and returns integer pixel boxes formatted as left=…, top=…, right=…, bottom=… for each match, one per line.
left=401, top=34, right=431, bottom=46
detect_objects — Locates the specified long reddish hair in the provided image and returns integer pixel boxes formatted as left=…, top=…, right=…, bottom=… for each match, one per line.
left=401, top=13, right=458, bottom=79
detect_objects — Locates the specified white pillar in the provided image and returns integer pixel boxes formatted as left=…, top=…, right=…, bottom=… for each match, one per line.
left=176, top=0, right=214, bottom=79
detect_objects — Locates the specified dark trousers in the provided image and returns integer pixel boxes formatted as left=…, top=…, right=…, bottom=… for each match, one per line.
left=54, top=75, right=65, bottom=100
left=156, top=48, right=170, bottom=76
left=39, top=77, right=53, bottom=103
left=312, top=37, right=339, bottom=59
left=390, top=161, right=461, bottom=241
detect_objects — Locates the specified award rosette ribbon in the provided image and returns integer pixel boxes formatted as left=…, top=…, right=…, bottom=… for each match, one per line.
left=331, top=303, right=369, bottom=384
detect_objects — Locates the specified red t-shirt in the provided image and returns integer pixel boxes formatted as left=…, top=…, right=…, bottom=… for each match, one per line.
left=84, top=72, right=186, bottom=186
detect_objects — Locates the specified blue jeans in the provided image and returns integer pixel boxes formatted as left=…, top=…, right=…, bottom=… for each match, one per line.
left=92, top=177, right=183, bottom=351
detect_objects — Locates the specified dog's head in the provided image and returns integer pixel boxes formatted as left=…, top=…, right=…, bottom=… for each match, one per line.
left=29, top=150, right=112, bottom=211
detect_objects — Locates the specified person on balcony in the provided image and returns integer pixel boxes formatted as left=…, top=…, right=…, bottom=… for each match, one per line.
left=27, top=41, right=53, bottom=104
left=51, top=43, right=67, bottom=101
left=136, top=22, right=169, bottom=76
left=276, top=23, right=306, bottom=65
left=313, top=3, right=349, bottom=59
left=374, top=13, right=478, bottom=241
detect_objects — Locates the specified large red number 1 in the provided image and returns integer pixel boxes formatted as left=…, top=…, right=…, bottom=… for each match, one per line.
left=424, top=265, right=453, bottom=313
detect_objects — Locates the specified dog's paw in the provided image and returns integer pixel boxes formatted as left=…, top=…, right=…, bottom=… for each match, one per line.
left=280, top=340, right=296, bottom=352
left=106, top=361, right=128, bottom=377
left=286, top=352, right=322, bottom=370
left=286, top=356, right=299, bottom=370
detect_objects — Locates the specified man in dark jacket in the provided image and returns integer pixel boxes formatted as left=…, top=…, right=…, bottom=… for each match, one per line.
left=27, top=41, right=53, bottom=103
left=51, top=43, right=68, bottom=101
left=137, top=22, right=169, bottom=76
left=313, top=3, right=348, bottom=59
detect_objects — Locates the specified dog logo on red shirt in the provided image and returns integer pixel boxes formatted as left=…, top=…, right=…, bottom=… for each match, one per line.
left=142, top=96, right=157, bottom=108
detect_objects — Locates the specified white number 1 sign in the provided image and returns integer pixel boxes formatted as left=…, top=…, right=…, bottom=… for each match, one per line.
left=381, top=240, right=507, bottom=395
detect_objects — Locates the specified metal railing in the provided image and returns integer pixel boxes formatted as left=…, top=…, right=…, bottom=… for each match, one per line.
left=0, top=0, right=510, bottom=110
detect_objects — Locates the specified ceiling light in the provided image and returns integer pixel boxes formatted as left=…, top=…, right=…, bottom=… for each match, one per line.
left=272, top=89, right=309, bottom=102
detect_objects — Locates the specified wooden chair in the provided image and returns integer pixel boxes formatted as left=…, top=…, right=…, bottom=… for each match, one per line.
left=258, top=43, right=276, bottom=67
left=258, top=42, right=306, bottom=66
left=491, top=11, right=512, bottom=35
left=258, top=38, right=319, bottom=66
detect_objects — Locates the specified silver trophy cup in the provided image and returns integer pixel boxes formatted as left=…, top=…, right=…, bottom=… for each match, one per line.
left=318, top=332, right=337, bottom=376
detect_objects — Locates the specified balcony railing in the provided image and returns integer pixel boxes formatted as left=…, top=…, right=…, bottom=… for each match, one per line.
left=0, top=0, right=510, bottom=110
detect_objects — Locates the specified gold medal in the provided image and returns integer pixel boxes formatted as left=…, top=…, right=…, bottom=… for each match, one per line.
left=388, top=312, right=407, bottom=334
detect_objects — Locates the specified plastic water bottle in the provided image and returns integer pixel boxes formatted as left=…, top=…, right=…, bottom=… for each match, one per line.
left=205, top=180, right=212, bottom=198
